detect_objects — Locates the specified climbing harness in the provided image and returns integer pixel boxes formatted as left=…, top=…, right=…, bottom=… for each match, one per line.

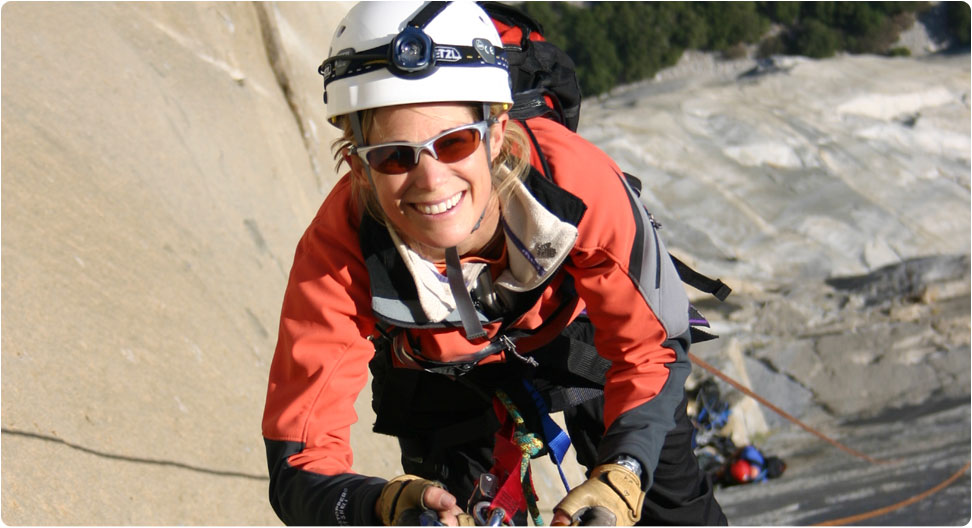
left=455, top=380, right=575, bottom=527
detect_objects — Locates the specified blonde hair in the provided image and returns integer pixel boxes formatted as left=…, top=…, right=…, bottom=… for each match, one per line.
left=331, top=103, right=531, bottom=225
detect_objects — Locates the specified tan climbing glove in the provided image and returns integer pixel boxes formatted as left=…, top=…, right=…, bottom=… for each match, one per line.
left=552, top=463, right=646, bottom=526
left=375, top=474, right=476, bottom=526
left=375, top=475, right=441, bottom=525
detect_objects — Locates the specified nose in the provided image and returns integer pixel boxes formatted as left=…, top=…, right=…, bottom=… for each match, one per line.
left=409, top=148, right=449, bottom=189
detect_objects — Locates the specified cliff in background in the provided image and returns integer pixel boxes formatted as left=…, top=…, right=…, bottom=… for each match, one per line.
left=2, top=2, right=968, bottom=524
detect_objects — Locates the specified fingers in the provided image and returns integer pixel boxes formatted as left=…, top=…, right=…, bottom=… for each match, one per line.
left=551, top=510, right=573, bottom=526
left=423, top=487, right=464, bottom=526
left=423, top=486, right=459, bottom=511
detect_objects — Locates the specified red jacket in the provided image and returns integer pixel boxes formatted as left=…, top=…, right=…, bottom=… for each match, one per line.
left=262, top=116, right=691, bottom=525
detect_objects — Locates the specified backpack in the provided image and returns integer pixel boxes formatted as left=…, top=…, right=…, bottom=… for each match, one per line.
left=479, top=1, right=582, bottom=132
left=479, top=1, right=731, bottom=343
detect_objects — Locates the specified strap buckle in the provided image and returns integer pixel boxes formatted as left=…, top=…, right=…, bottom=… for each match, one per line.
left=500, top=335, right=538, bottom=367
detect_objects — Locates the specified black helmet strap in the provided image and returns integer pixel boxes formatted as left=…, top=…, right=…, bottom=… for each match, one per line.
left=408, top=1, right=450, bottom=29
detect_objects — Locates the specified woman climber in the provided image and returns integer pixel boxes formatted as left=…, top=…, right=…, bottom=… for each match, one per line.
left=261, top=2, right=726, bottom=525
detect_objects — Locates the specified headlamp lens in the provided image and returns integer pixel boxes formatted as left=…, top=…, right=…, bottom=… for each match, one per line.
left=391, top=27, right=432, bottom=72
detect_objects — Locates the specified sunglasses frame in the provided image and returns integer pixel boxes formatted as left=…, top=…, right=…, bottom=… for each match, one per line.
left=352, top=119, right=494, bottom=174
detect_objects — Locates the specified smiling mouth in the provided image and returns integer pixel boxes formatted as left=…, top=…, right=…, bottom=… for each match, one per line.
left=414, top=191, right=463, bottom=215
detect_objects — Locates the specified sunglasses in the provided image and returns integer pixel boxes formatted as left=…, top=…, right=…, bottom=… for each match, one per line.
left=353, top=120, right=492, bottom=174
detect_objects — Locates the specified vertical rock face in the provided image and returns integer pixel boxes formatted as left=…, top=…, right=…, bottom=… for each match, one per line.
left=1, top=3, right=356, bottom=524
left=2, top=2, right=969, bottom=525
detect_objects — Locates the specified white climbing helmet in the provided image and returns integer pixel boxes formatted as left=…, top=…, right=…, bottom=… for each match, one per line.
left=319, top=1, right=513, bottom=124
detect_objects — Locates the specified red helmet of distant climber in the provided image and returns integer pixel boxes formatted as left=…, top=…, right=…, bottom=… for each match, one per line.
left=730, top=458, right=758, bottom=483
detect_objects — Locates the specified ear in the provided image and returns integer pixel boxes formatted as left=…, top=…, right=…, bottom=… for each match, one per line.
left=488, top=112, right=509, bottom=163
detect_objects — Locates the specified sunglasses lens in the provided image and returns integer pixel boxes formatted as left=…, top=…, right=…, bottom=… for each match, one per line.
left=367, top=146, right=415, bottom=174
left=432, top=128, right=481, bottom=163
left=362, top=125, right=484, bottom=174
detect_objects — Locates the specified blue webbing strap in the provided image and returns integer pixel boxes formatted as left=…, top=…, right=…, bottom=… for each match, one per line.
left=522, top=379, right=572, bottom=492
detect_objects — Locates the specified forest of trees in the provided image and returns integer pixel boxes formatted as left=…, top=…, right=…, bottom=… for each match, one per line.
left=516, top=1, right=971, bottom=96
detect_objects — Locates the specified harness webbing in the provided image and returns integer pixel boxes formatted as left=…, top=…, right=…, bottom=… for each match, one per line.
left=522, top=379, right=572, bottom=491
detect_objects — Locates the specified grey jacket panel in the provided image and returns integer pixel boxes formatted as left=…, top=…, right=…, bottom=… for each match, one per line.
left=619, top=173, right=691, bottom=340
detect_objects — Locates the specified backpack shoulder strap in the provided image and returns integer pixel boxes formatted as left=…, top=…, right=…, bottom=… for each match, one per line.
left=671, top=254, right=732, bottom=301
left=518, top=118, right=554, bottom=181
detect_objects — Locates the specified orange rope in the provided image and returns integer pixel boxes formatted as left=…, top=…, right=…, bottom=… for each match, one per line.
left=688, top=352, right=896, bottom=465
left=812, top=461, right=971, bottom=526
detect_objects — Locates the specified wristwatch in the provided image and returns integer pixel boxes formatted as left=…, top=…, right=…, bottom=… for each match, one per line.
left=613, top=455, right=643, bottom=479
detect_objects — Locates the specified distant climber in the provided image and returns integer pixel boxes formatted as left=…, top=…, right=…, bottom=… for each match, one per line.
left=689, top=379, right=787, bottom=488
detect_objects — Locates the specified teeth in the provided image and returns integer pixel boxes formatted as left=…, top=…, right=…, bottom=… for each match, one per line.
left=417, top=192, right=462, bottom=215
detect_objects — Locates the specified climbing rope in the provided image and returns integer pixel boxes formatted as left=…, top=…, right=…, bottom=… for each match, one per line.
left=813, top=461, right=971, bottom=526
left=495, top=389, right=545, bottom=526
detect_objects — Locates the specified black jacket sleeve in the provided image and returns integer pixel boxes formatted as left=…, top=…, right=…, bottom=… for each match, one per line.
left=594, top=329, right=692, bottom=491
left=266, top=438, right=386, bottom=526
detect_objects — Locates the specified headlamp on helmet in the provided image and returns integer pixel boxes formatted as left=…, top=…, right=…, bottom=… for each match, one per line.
left=392, top=27, right=433, bottom=72
left=319, top=24, right=509, bottom=93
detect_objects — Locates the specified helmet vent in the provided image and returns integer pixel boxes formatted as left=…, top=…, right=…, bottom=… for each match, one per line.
left=335, top=25, right=346, bottom=38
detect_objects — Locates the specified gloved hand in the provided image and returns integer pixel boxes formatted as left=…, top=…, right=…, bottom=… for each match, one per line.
left=375, top=475, right=476, bottom=526
left=551, top=464, right=646, bottom=526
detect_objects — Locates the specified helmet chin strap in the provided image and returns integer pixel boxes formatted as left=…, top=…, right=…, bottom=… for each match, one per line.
left=471, top=102, right=493, bottom=234
left=350, top=104, right=493, bottom=341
